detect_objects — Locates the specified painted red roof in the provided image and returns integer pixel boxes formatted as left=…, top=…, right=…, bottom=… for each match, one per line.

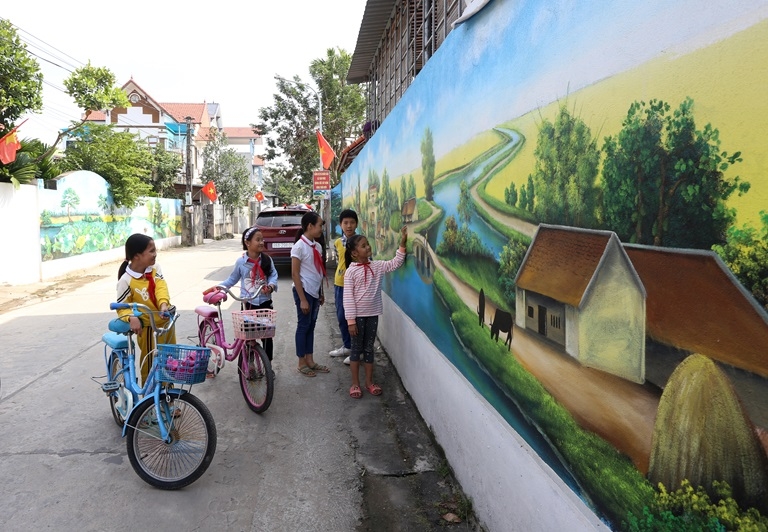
left=516, top=225, right=614, bottom=307
left=625, top=245, right=768, bottom=377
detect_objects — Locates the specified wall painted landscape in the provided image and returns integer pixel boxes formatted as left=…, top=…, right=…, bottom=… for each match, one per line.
left=337, top=0, right=768, bottom=528
left=39, top=170, right=182, bottom=261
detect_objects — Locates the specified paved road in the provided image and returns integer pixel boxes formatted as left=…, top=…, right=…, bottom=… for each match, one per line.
left=0, top=238, right=477, bottom=532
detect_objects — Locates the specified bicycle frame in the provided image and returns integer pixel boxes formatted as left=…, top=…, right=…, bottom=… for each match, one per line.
left=196, top=284, right=267, bottom=362
left=104, top=303, right=181, bottom=439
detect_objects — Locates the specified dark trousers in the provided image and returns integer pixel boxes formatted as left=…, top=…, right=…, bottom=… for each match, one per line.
left=244, top=300, right=274, bottom=361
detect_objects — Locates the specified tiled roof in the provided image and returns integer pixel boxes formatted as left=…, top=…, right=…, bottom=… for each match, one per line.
left=222, top=127, right=260, bottom=139
left=162, top=103, right=207, bottom=124
left=84, top=110, right=107, bottom=121
left=515, top=225, right=614, bottom=307
left=625, top=245, right=768, bottom=377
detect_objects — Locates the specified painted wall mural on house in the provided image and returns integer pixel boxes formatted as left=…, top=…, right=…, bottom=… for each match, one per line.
left=39, top=170, right=181, bottom=261
left=336, top=0, right=768, bottom=529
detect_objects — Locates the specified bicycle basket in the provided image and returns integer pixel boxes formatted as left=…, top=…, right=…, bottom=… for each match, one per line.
left=156, top=344, right=211, bottom=385
left=231, top=309, right=277, bottom=340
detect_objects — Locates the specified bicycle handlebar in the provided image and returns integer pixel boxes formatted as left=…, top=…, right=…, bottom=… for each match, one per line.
left=203, top=283, right=265, bottom=304
left=109, top=302, right=178, bottom=335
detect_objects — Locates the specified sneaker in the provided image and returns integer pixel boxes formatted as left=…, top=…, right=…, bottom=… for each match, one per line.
left=329, top=347, right=351, bottom=357
left=343, top=355, right=351, bottom=365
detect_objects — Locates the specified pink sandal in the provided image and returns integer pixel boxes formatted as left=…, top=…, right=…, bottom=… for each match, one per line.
left=349, top=385, right=362, bottom=399
left=365, top=383, right=382, bottom=396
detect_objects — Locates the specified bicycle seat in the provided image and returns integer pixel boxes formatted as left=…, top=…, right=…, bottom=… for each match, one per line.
left=102, top=331, right=129, bottom=350
left=195, top=305, right=220, bottom=318
left=204, top=291, right=227, bottom=304
left=109, top=318, right=132, bottom=334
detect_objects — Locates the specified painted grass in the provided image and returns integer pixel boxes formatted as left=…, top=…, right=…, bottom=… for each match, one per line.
left=440, top=254, right=509, bottom=313
left=434, top=270, right=655, bottom=527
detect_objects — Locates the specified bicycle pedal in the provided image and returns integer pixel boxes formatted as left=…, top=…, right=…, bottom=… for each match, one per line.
left=102, top=381, right=120, bottom=393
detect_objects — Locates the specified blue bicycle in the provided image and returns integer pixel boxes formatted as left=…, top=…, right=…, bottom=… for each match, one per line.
left=100, top=302, right=217, bottom=489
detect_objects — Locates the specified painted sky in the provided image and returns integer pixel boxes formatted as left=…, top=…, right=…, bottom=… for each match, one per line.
left=343, top=0, right=768, bottom=197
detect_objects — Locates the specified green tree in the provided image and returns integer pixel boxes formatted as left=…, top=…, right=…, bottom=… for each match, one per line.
left=60, top=188, right=80, bottom=222
left=201, top=128, right=255, bottom=210
left=61, top=124, right=154, bottom=208
left=262, top=163, right=304, bottom=205
left=602, top=98, right=747, bottom=248
left=255, top=48, right=365, bottom=194
left=151, top=146, right=182, bottom=198
left=309, top=47, right=366, bottom=185
left=0, top=19, right=43, bottom=130
left=0, top=21, right=127, bottom=187
left=421, top=127, right=436, bottom=201
left=531, top=104, right=600, bottom=227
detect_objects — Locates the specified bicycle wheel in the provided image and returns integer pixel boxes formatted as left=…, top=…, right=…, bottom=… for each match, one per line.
left=125, top=392, right=217, bottom=490
left=198, top=320, right=225, bottom=375
left=108, top=352, right=126, bottom=428
left=238, top=342, right=274, bottom=414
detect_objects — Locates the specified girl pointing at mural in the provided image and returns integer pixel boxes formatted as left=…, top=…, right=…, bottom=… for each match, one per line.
left=115, top=233, right=175, bottom=384
left=344, top=225, right=408, bottom=398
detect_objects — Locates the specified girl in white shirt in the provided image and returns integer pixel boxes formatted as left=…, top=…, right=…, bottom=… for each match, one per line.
left=291, top=211, right=328, bottom=377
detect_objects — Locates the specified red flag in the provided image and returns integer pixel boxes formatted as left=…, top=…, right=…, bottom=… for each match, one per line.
left=255, top=190, right=265, bottom=202
left=0, top=127, right=22, bottom=165
left=316, top=130, right=335, bottom=170
left=202, top=181, right=218, bottom=202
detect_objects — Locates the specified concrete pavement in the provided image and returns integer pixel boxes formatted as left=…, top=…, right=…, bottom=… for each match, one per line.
left=0, top=238, right=478, bottom=531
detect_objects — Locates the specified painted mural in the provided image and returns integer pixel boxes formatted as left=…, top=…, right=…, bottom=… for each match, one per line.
left=39, top=170, right=182, bottom=261
left=336, top=0, right=768, bottom=529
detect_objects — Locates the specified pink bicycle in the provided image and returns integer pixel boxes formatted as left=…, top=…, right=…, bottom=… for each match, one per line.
left=196, top=285, right=275, bottom=413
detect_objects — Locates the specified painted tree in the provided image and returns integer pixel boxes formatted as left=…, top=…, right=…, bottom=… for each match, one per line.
left=407, top=175, right=417, bottom=200
left=602, top=98, right=747, bottom=248
left=458, top=180, right=473, bottom=225
left=60, top=188, right=80, bottom=222
left=712, top=212, right=768, bottom=311
left=505, top=182, right=518, bottom=207
left=498, top=235, right=530, bottom=307
left=531, top=104, right=600, bottom=227
left=421, top=128, right=436, bottom=201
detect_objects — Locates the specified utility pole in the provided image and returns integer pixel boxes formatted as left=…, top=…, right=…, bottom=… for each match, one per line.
left=184, top=116, right=195, bottom=246
left=185, top=116, right=193, bottom=204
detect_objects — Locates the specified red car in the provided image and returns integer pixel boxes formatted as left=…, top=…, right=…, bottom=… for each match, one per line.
left=254, top=205, right=313, bottom=266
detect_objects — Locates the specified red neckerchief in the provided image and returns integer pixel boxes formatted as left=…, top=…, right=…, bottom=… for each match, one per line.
left=301, top=236, right=326, bottom=277
left=144, top=270, right=158, bottom=306
left=246, top=254, right=265, bottom=283
left=352, top=261, right=374, bottom=283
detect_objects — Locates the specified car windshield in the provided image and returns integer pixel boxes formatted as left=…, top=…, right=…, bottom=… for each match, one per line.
left=257, top=213, right=304, bottom=227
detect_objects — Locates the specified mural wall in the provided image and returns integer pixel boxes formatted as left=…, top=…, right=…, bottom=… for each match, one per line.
left=39, top=170, right=182, bottom=261
left=338, top=0, right=768, bottom=529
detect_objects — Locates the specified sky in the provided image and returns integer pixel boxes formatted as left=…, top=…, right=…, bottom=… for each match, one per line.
left=2, top=0, right=367, bottom=145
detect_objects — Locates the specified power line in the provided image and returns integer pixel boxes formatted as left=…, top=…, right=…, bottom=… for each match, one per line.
left=1, top=17, right=85, bottom=70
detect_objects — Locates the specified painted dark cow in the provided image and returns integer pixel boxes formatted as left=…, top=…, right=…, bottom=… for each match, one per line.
left=490, top=309, right=513, bottom=350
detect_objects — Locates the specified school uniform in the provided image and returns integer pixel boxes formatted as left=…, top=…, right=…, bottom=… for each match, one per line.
left=116, top=264, right=176, bottom=383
